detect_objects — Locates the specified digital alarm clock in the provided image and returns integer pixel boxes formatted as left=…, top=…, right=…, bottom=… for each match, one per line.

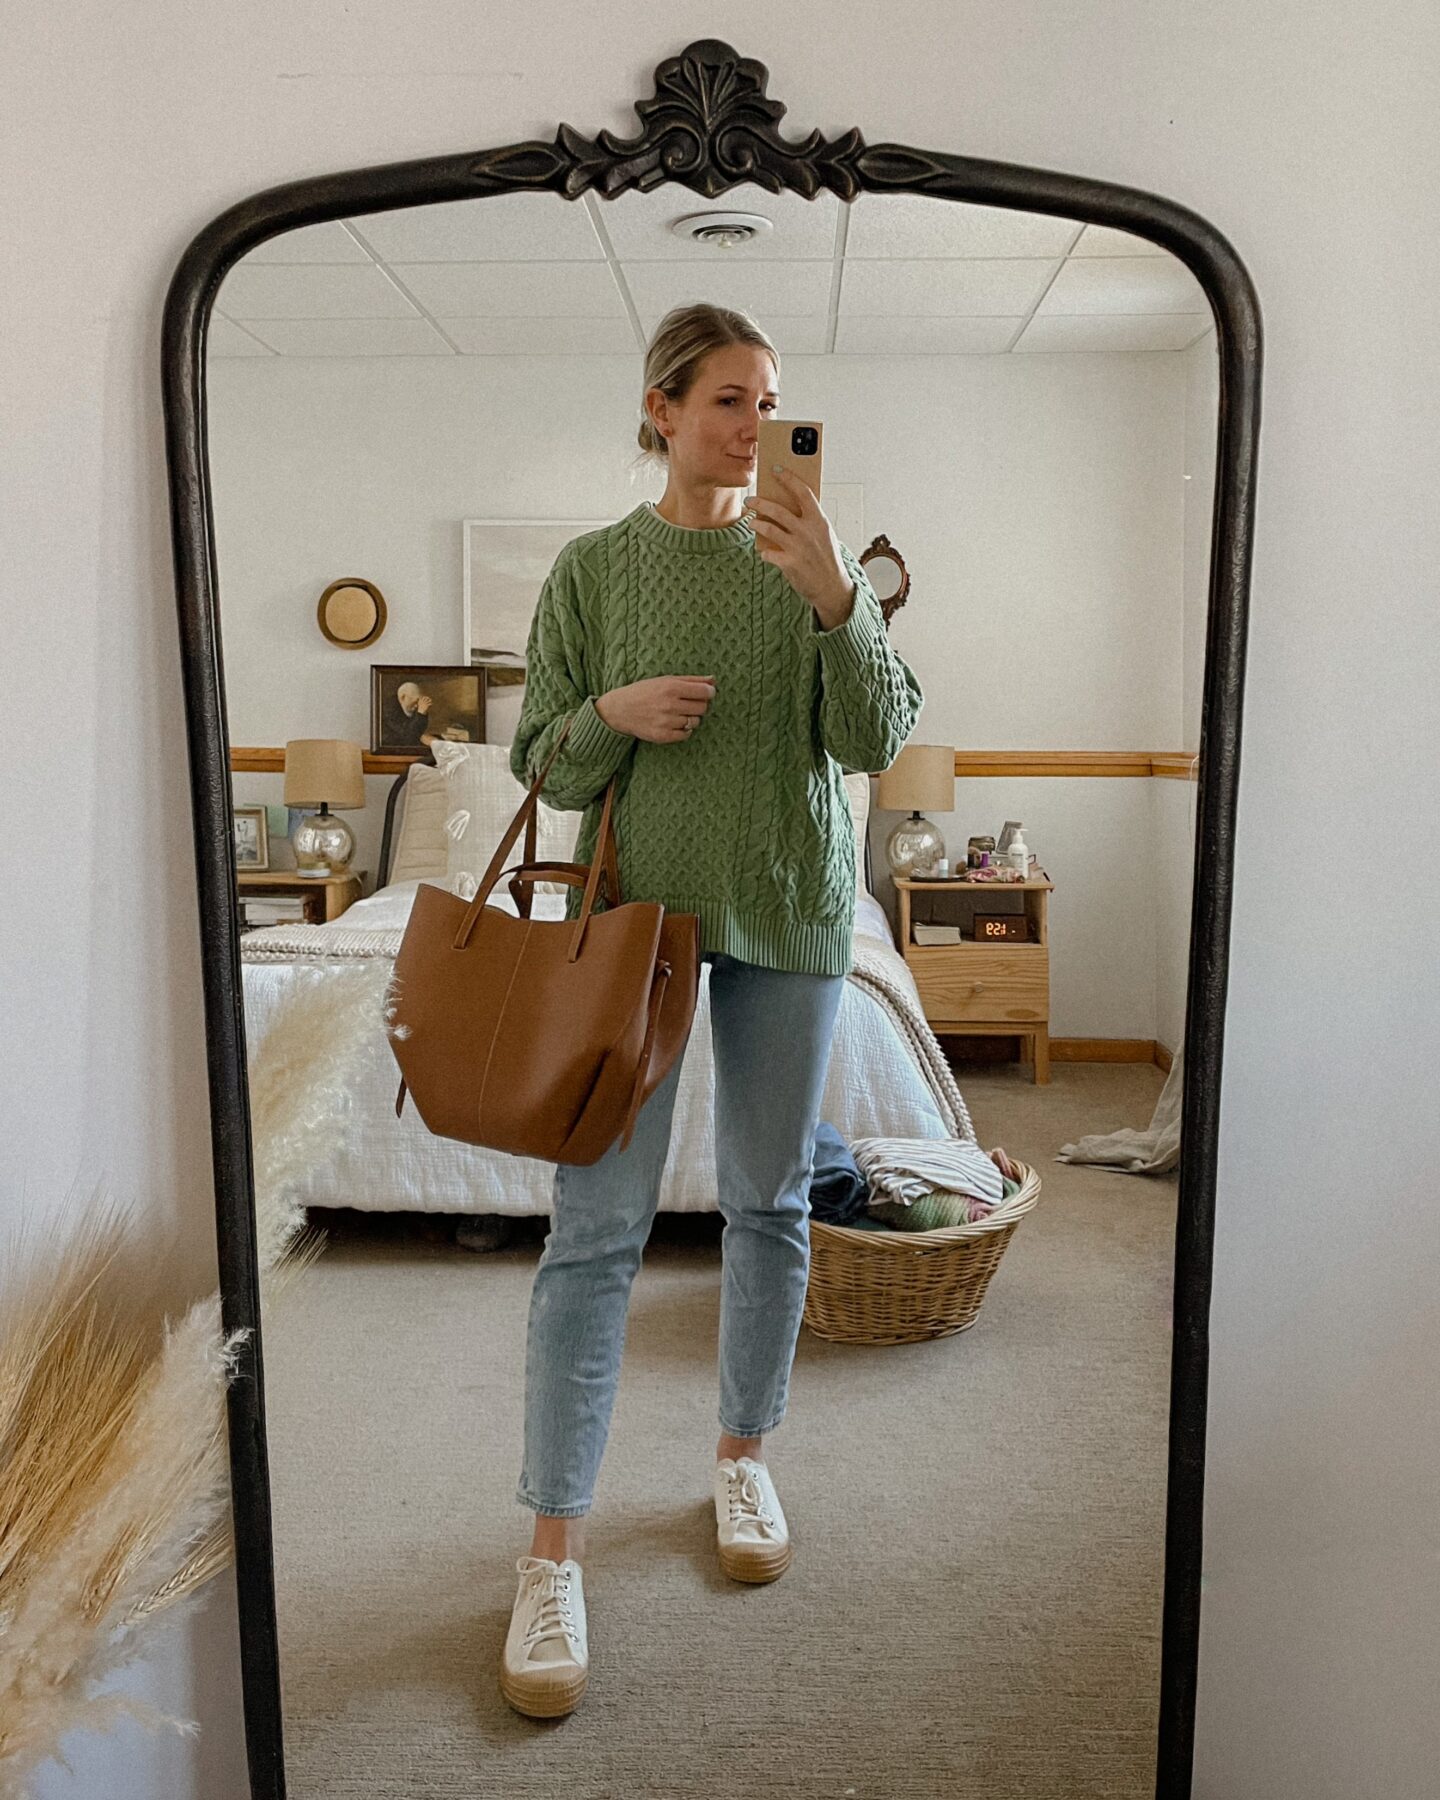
left=974, top=914, right=1031, bottom=942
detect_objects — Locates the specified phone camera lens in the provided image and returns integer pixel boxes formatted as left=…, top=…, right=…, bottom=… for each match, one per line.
left=792, top=426, right=817, bottom=456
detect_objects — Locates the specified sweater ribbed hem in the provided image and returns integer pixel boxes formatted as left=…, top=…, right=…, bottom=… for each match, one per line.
left=568, top=888, right=855, bottom=977
left=696, top=902, right=854, bottom=977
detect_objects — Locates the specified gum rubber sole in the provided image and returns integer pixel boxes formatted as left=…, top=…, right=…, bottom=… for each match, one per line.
left=498, top=1660, right=589, bottom=1718
left=717, top=1536, right=793, bottom=1583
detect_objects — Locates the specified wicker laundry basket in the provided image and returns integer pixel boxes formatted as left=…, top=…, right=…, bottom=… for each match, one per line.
left=802, top=1158, right=1041, bottom=1345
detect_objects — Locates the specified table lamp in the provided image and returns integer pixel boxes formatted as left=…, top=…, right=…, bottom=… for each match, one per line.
left=283, top=739, right=365, bottom=877
left=874, top=743, right=955, bottom=878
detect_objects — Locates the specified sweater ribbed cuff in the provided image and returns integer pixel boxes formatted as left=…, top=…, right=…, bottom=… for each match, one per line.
left=566, top=694, right=634, bottom=774
left=813, top=577, right=886, bottom=679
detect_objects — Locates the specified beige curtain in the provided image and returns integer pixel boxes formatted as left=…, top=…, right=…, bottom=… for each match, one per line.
left=1055, top=1046, right=1183, bottom=1175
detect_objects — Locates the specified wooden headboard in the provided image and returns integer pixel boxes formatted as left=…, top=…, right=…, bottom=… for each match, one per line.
left=376, top=766, right=419, bottom=890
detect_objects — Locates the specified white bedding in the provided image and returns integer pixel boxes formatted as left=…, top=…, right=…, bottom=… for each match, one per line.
left=240, top=879, right=973, bottom=1218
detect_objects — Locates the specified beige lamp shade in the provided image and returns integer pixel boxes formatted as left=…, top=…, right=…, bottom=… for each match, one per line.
left=874, top=743, right=955, bottom=813
left=283, top=739, right=366, bottom=809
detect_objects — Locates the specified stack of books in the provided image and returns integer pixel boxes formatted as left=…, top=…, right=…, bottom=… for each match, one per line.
left=912, top=922, right=965, bottom=945
left=240, top=895, right=308, bottom=932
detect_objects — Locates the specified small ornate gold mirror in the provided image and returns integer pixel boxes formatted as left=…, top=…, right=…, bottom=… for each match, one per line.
left=317, top=578, right=388, bottom=649
left=858, top=535, right=910, bottom=625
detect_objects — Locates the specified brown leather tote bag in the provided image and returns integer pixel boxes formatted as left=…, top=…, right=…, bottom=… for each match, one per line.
left=387, top=713, right=701, bottom=1164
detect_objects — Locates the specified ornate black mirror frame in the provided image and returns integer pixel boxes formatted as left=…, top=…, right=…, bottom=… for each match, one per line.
left=161, top=38, right=1259, bottom=1800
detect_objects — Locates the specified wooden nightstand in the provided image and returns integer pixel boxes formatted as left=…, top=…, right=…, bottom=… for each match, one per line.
left=237, top=869, right=367, bottom=928
left=894, top=873, right=1054, bottom=1084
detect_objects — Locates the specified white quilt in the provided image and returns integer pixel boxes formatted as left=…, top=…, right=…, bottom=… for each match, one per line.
left=240, top=880, right=977, bottom=1218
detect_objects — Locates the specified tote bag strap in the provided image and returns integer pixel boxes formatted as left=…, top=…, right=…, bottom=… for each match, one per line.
left=512, top=725, right=620, bottom=913
left=453, top=711, right=623, bottom=956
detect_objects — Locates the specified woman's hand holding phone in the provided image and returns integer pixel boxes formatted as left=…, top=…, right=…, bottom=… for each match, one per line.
left=746, top=467, right=856, bottom=628
left=595, top=675, right=718, bottom=744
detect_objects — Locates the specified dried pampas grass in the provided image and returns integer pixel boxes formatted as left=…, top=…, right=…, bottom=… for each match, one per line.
left=0, top=1166, right=323, bottom=1789
left=0, top=958, right=387, bottom=1791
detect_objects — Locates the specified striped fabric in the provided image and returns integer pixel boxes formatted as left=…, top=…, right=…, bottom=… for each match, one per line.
left=848, top=1135, right=1005, bottom=1210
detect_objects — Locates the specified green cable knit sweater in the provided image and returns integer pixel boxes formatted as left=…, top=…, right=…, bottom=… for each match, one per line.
left=508, top=500, right=925, bottom=977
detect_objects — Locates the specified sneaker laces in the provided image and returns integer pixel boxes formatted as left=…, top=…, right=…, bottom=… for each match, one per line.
left=723, top=1463, right=776, bottom=1531
left=518, top=1559, right=578, bottom=1655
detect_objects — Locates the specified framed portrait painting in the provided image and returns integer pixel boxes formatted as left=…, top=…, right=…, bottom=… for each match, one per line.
left=370, top=664, right=485, bottom=756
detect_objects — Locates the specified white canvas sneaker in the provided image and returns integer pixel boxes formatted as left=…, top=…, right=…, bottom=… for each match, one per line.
left=713, top=1456, right=792, bottom=1582
left=499, top=1554, right=589, bottom=1717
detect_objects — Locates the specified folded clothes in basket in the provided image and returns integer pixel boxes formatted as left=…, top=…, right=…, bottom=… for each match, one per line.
left=849, top=1135, right=1006, bottom=1211
left=808, top=1122, right=875, bottom=1226
left=809, top=1126, right=1014, bottom=1232
left=867, top=1175, right=1020, bottom=1231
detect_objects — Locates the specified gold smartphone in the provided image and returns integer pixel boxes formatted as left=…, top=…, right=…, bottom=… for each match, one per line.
left=755, top=417, right=824, bottom=516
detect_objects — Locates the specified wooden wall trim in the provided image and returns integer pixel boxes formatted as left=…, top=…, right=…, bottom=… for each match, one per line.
left=229, top=746, right=1201, bottom=780
left=229, top=747, right=416, bottom=776
left=955, top=750, right=1199, bottom=779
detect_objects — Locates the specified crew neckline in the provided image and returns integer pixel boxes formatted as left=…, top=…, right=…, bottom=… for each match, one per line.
left=630, top=500, right=755, bottom=554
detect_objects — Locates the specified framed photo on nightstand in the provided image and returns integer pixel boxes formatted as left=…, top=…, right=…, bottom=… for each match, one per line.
left=233, top=803, right=269, bottom=871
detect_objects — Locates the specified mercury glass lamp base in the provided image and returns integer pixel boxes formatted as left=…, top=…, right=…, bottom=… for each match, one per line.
left=293, top=810, right=356, bottom=878
left=885, top=813, right=947, bottom=879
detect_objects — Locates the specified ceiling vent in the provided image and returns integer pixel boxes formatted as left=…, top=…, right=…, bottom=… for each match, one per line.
left=669, top=211, right=775, bottom=249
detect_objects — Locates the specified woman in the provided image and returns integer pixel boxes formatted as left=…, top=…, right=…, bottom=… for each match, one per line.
left=498, top=302, right=1014, bottom=1720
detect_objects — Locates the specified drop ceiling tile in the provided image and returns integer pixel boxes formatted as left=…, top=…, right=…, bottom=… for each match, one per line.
left=633, top=314, right=828, bottom=355
left=217, top=263, right=420, bottom=319
left=840, top=257, right=1058, bottom=316
left=354, top=194, right=606, bottom=262
left=623, top=260, right=832, bottom=318
left=1013, top=313, right=1213, bottom=352
left=1036, top=255, right=1208, bottom=315
left=442, top=315, right=640, bottom=353
left=395, top=260, right=627, bottom=316
left=1071, top=222, right=1169, bottom=257
left=238, top=221, right=375, bottom=264
left=833, top=315, right=1021, bottom=354
left=844, top=194, right=1082, bottom=259
left=240, top=318, right=457, bottom=357
left=206, top=316, right=277, bottom=357
left=759, top=316, right=832, bottom=354
left=598, top=182, right=840, bottom=258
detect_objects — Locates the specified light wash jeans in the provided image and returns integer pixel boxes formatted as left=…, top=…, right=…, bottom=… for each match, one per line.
left=515, top=950, right=847, bottom=1517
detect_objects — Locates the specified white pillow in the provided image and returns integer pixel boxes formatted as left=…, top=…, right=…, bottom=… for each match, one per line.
left=432, top=741, right=579, bottom=900
left=844, top=771, right=873, bottom=892
left=386, top=761, right=451, bottom=885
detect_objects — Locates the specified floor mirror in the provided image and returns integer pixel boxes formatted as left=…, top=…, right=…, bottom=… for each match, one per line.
left=162, top=37, right=1260, bottom=1799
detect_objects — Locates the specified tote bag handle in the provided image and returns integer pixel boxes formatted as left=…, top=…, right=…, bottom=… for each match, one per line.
left=452, top=712, right=623, bottom=959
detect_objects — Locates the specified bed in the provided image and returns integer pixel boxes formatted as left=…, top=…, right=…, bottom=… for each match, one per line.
left=238, top=753, right=976, bottom=1219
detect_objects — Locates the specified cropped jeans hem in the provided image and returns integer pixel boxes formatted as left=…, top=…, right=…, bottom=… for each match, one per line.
left=718, top=1411, right=786, bottom=1439
left=516, top=1489, right=592, bottom=1519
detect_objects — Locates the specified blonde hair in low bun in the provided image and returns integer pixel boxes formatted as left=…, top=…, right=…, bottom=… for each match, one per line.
left=634, top=303, right=779, bottom=467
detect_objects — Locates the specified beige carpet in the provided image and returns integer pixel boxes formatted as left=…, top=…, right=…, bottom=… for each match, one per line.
left=261, top=1060, right=1176, bottom=1799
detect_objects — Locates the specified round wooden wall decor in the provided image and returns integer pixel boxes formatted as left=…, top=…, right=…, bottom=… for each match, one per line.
left=317, top=578, right=388, bottom=649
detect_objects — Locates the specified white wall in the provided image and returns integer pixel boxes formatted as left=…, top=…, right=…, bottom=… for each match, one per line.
left=1154, top=322, right=1223, bottom=1052
left=5, top=5, right=1436, bottom=1796
left=213, top=345, right=1197, bottom=1041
